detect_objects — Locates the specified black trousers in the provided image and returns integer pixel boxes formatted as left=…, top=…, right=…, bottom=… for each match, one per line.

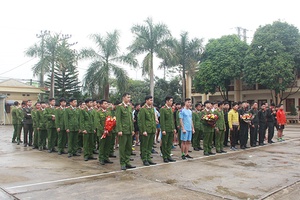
left=267, top=122, right=275, bottom=142
left=239, top=124, right=249, bottom=147
left=23, top=123, right=33, bottom=145
left=230, top=125, right=239, bottom=147
left=259, top=123, right=266, bottom=144
left=223, top=123, right=229, bottom=146
left=250, top=124, right=258, bottom=146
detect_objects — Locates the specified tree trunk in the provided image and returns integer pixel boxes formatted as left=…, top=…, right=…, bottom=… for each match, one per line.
left=182, top=64, right=186, bottom=100
left=104, top=84, right=109, bottom=100
left=50, top=60, right=55, bottom=98
left=150, top=52, right=154, bottom=98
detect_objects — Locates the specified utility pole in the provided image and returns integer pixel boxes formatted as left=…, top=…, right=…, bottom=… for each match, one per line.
left=236, top=27, right=248, bottom=43
left=36, top=30, right=50, bottom=101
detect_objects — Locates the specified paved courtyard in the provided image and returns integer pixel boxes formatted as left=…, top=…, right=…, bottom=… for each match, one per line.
left=0, top=125, right=299, bottom=200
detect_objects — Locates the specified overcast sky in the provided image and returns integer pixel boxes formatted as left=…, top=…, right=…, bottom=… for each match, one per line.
left=1, top=0, right=299, bottom=83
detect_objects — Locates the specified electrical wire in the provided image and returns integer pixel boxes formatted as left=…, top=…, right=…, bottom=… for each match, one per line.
left=0, top=58, right=35, bottom=76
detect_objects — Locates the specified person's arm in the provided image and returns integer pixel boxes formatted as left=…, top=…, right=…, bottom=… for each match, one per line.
left=139, top=108, right=146, bottom=135
left=228, top=111, right=233, bottom=130
left=160, top=108, right=166, bottom=133
left=179, top=111, right=185, bottom=133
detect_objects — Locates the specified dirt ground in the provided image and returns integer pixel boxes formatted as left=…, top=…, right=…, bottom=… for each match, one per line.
left=0, top=124, right=299, bottom=200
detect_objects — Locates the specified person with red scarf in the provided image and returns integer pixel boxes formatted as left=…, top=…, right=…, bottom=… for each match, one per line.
left=276, top=104, right=287, bottom=142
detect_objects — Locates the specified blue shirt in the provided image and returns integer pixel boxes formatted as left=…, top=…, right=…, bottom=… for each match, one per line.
left=179, top=108, right=192, bottom=131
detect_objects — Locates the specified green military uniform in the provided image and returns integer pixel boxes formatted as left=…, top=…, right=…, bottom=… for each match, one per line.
left=11, top=106, right=23, bottom=143
left=160, top=105, right=175, bottom=160
left=201, top=109, right=215, bottom=154
left=109, top=107, right=117, bottom=156
left=31, top=108, right=39, bottom=148
left=45, top=106, right=57, bottom=151
left=80, top=107, right=95, bottom=160
left=138, top=105, right=156, bottom=163
left=94, top=108, right=112, bottom=162
left=192, top=110, right=202, bottom=149
left=64, top=106, right=80, bottom=156
left=56, top=106, right=67, bottom=154
left=77, top=109, right=84, bottom=152
left=37, top=108, right=48, bottom=150
left=116, top=102, right=134, bottom=168
left=214, top=108, right=226, bottom=152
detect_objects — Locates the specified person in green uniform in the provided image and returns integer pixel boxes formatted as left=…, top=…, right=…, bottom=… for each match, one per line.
left=65, top=98, right=80, bottom=158
left=192, top=103, right=202, bottom=151
left=32, top=102, right=41, bottom=149
left=94, top=99, right=113, bottom=165
left=175, top=103, right=182, bottom=147
left=214, top=102, right=227, bottom=153
left=108, top=103, right=117, bottom=158
left=80, top=99, right=96, bottom=161
left=45, top=98, right=57, bottom=153
left=77, top=101, right=86, bottom=153
left=116, top=93, right=136, bottom=170
left=56, top=98, right=67, bottom=155
left=138, top=95, right=157, bottom=166
left=201, top=100, right=216, bottom=156
left=11, top=101, right=23, bottom=144
left=160, top=96, right=176, bottom=163
left=37, top=102, right=48, bottom=151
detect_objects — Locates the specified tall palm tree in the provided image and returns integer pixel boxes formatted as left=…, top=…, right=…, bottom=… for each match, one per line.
left=167, top=32, right=203, bottom=99
left=128, top=17, right=172, bottom=97
left=80, top=30, right=138, bottom=99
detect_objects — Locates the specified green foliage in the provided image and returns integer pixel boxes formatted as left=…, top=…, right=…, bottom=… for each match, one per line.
left=81, top=30, right=138, bottom=100
left=289, top=105, right=298, bottom=116
left=243, top=21, right=300, bottom=103
left=128, top=17, right=172, bottom=97
left=194, top=35, right=248, bottom=100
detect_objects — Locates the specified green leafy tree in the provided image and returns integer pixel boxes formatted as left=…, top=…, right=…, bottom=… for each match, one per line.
left=81, top=30, right=138, bottom=99
left=243, top=21, right=300, bottom=104
left=165, top=32, right=203, bottom=99
left=128, top=17, right=172, bottom=97
left=194, top=35, right=248, bottom=100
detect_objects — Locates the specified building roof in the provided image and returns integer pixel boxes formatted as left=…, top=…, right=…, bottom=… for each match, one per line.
left=0, top=79, right=43, bottom=94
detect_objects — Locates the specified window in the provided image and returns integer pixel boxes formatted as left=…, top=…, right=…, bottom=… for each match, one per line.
left=286, top=98, right=295, bottom=112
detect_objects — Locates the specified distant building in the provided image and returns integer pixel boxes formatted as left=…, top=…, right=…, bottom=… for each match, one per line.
left=0, top=79, right=43, bottom=125
left=186, top=74, right=300, bottom=113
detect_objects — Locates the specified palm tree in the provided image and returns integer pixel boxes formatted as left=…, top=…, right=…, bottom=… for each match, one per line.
left=167, top=32, right=203, bottom=99
left=128, top=17, right=172, bottom=97
left=26, top=32, right=77, bottom=98
left=80, top=30, right=138, bottom=99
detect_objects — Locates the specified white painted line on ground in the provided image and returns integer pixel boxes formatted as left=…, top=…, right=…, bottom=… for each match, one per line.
left=5, top=138, right=299, bottom=191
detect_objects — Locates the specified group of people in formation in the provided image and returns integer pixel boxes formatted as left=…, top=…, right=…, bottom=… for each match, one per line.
left=10, top=93, right=287, bottom=170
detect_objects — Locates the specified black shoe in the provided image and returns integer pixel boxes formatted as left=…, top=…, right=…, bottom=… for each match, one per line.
left=245, top=146, right=250, bottom=148
left=198, top=147, right=203, bottom=150
left=185, top=154, right=193, bottom=159
left=52, top=149, right=57, bottom=152
left=241, top=146, right=246, bottom=149
left=163, top=158, right=169, bottom=163
left=17, top=141, right=20, bottom=145
left=188, top=150, right=192, bottom=153
left=73, top=153, right=81, bottom=156
left=130, top=158, right=134, bottom=161
left=28, top=144, right=33, bottom=147
left=126, top=164, right=136, bottom=169
left=23, top=143, right=28, bottom=147
left=216, top=151, right=222, bottom=153
left=58, top=152, right=62, bottom=155
left=204, top=152, right=210, bottom=156
left=167, top=158, right=176, bottom=162
left=208, top=152, right=215, bottom=155
left=151, top=149, right=158, bottom=154
left=32, top=146, right=37, bottom=149
left=143, top=161, right=150, bottom=166
left=259, top=143, right=265, bottom=146
left=148, top=160, right=157, bottom=165
left=221, top=150, right=227, bottom=153
left=84, top=157, right=89, bottom=161
left=89, top=157, right=97, bottom=160
left=109, top=154, right=117, bottom=158
left=131, top=153, right=136, bottom=156
left=104, top=159, right=113, bottom=164
left=193, top=148, right=200, bottom=151
left=99, top=160, right=105, bottom=165
left=12, top=140, right=17, bottom=143
left=182, top=155, right=187, bottom=160
left=121, top=165, right=126, bottom=170
left=268, top=141, right=275, bottom=144
left=48, top=150, right=52, bottom=153
left=68, top=153, right=72, bottom=158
